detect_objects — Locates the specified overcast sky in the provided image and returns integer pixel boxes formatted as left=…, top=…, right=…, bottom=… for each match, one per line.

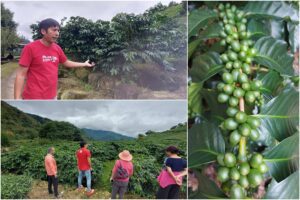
left=3, top=0, right=182, bottom=40
left=5, top=100, right=187, bottom=137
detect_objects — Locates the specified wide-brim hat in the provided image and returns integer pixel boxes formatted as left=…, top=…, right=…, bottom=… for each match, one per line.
left=119, top=150, right=133, bottom=161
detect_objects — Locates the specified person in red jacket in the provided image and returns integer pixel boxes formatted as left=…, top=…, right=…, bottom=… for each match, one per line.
left=14, top=18, right=95, bottom=100
left=110, top=150, right=134, bottom=199
left=44, top=147, right=59, bottom=198
left=76, top=141, right=95, bottom=196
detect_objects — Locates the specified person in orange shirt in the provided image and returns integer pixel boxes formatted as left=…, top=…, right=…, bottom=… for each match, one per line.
left=44, top=147, right=59, bottom=198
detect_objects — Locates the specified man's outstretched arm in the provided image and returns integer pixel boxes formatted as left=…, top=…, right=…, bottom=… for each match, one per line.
left=14, top=66, right=28, bottom=99
left=62, top=60, right=95, bottom=68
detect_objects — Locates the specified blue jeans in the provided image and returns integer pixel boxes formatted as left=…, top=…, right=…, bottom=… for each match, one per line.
left=78, top=170, right=91, bottom=192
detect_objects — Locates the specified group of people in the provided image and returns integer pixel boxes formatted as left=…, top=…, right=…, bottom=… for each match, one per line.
left=44, top=142, right=187, bottom=199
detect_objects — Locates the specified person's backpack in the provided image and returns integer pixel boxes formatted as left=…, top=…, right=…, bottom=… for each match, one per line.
left=114, top=160, right=129, bottom=179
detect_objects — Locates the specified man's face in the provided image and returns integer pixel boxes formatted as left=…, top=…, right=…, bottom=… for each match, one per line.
left=84, top=144, right=88, bottom=148
left=41, top=26, right=60, bottom=43
left=52, top=148, right=55, bottom=155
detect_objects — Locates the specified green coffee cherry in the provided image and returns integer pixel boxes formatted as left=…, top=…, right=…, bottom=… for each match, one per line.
left=224, top=152, right=237, bottom=167
left=250, top=153, right=263, bottom=168
left=247, top=169, right=263, bottom=187
left=235, top=111, right=247, bottom=123
left=239, top=162, right=250, bottom=176
left=218, top=167, right=230, bottom=182
left=229, top=130, right=241, bottom=146
left=216, top=3, right=266, bottom=198
left=224, top=118, right=238, bottom=130
left=230, top=184, right=245, bottom=199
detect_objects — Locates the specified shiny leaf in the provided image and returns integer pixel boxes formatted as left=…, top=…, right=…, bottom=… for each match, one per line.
left=255, top=86, right=299, bottom=141
left=188, top=8, right=218, bottom=38
left=264, top=134, right=299, bottom=182
left=254, top=36, right=294, bottom=76
left=189, top=122, right=225, bottom=168
left=264, top=171, right=299, bottom=199
left=190, top=52, right=223, bottom=82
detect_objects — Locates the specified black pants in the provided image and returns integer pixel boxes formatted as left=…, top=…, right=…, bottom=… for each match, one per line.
left=111, top=180, right=128, bottom=199
left=156, top=184, right=180, bottom=199
left=47, top=175, right=58, bottom=196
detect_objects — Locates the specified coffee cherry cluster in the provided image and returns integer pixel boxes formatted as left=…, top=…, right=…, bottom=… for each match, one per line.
left=215, top=3, right=268, bottom=199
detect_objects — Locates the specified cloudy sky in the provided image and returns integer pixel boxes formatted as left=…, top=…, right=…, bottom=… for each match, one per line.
left=5, top=100, right=187, bottom=137
left=3, top=0, right=181, bottom=40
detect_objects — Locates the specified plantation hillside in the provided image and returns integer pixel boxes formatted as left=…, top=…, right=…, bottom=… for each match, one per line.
left=1, top=101, right=139, bottom=145
left=1, top=102, right=187, bottom=199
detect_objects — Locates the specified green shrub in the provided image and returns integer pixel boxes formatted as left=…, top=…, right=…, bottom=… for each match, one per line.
left=1, top=174, right=33, bottom=199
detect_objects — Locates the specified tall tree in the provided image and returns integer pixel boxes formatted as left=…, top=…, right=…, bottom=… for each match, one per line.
left=1, top=3, right=19, bottom=57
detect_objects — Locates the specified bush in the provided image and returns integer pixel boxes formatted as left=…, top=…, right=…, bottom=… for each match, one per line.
left=39, top=121, right=84, bottom=141
left=1, top=174, right=33, bottom=199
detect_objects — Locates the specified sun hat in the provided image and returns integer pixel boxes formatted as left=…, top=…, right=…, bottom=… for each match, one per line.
left=119, top=150, right=133, bottom=161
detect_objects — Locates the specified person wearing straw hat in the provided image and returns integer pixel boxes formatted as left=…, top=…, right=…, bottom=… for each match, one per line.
left=110, top=150, right=134, bottom=199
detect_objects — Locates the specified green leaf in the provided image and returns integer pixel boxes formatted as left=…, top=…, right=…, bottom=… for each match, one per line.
left=264, top=134, right=299, bottom=182
left=287, top=23, right=300, bottom=53
left=256, top=70, right=283, bottom=96
left=200, top=89, right=227, bottom=120
left=188, top=83, right=203, bottom=116
left=188, top=39, right=202, bottom=59
left=189, top=170, right=227, bottom=199
left=244, top=1, right=299, bottom=24
left=190, top=52, right=223, bottom=82
left=188, top=24, right=222, bottom=59
left=264, top=171, right=299, bottom=199
left=247, top=19, right=270, bottom=39
left=189, top=122, right=225, bottom=168
left=254, top=36, right=294, bottom=76
left=188, top=8, right=218, bottom=38
left=255, top=86, right=299, bottom=141
left=198, top=23, right=222, bottom=40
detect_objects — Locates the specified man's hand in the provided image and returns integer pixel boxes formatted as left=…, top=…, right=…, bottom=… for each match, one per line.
left=84, top=60, right=95, bottom=67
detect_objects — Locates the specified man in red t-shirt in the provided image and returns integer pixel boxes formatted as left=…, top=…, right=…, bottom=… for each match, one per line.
left=76, top=141, right=95, bottom=196
left=14, top=18, right=95, bottom=99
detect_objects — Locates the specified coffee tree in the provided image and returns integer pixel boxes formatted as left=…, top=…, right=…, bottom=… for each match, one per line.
left=30, top=2, right=186, bottom=76
left=188, top=1, right=299, bottom=199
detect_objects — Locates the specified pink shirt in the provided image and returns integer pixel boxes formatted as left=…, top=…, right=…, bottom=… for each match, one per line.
left=44, top=154, right=57, bottom=176
left=157, top=170, right=183, bottom=188
left=19, top=40, right=67, bottom=99
left=112, top=160, right=134, bottom=182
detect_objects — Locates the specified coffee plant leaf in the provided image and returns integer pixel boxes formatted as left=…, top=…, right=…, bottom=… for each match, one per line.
left=244, top=1, right=299, bottom=24
left=189, top=122, right=225, bottom=168
left=190, top=52, right=223, bottom=82
left=189, top=170, right=227, bottom=199
left=254, top=36, right=294, bottom=76
left=188, top=8, right=218, bottom=38
left=255, top=86, right=299, bottom=142
left=264, top=133, right=299, bottom=182
left=264, top=170, right=299, bottom=199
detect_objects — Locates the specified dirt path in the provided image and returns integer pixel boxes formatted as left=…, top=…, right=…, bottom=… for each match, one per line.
left=1, top=62, right=18, bottom=99
left=27, top=181, right=111, bottom=199
left=27, top=180, right=143, bottom=199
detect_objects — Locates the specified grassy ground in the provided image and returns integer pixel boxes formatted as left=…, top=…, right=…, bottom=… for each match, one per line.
left=1, top=61, right=18, bottom=79
left=99, top=160, right=115, bottom=191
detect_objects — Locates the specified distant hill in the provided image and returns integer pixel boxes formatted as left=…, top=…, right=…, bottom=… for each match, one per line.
left=1, top=101, right=44, bottom=139
left=1, top=101, right=84, bottom=141
left=82, top=128, right=134, bottom=141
